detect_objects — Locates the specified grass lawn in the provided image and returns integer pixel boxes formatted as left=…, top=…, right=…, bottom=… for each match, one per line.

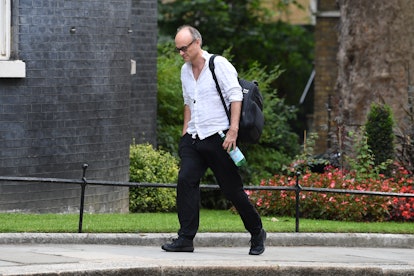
left=0, top=209, right=413, bottom=234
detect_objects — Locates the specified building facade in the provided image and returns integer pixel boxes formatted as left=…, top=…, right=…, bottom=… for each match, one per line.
left=0, top=0, right=157, bottom=213
left=312, top=0, right=339, bottom=153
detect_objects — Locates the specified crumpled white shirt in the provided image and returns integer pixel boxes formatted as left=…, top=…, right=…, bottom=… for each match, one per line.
left=182, top=50, right=243, bottom=140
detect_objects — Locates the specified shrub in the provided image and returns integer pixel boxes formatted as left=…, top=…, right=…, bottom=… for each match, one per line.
left=248, top=164, right=413, bottom=222
left=129, top=143, right=178, bottom=213
left=282, top=132, right=328, bottom=175
left=389, top=165, right=414, bottom=221
left=346, top=128, right=393, bottom=181
left=249, top=164, right=414, bottom=221
left=390, top=186, right=414, bottom=221
left=156, top=41, right=184, bottom=156
left=365, top=103, right=395, bottom=169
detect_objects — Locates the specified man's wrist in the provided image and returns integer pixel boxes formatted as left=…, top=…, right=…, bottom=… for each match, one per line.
left=229, top=126, right=239, bottom=132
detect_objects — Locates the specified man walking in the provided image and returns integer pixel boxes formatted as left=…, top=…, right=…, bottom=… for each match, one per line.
left=161, top=25, right=266, bottom=255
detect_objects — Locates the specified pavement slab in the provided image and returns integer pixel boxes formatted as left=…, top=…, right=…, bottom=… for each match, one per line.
left=0, top=233, right=413, bottom=275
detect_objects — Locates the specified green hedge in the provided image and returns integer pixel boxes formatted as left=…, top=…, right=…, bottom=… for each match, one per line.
left=129, top=143, right=178, bottom=213
left=365, top=103, right=395, bottom=171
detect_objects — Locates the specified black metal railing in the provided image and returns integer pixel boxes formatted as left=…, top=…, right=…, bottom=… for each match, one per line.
left=0, top=164, right=413, bottom=233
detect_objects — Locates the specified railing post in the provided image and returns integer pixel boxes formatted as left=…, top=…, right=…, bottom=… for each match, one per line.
left=295, top=171, right=302, bottom=232
left=78, top=163, right=88, bottom=233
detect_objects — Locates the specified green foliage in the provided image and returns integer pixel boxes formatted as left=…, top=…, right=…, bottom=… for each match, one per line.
left=157, top=42, right=185, bottom=156
left=365, top=103, right=395, bottom=168
left=282, top=132, right=328, bottom=175
left=243, top=146, right=292, bottom=185
left=157, top=0, right=314, bottom=112
left=158, top=0, right=264, bottom=56
left=129, top=143, right=178, bottom=213
left=252, top=22, right=314, bottom=106
left=347, top=128, right=393, bottom=181
left=254, top=127, right=412, bottom=223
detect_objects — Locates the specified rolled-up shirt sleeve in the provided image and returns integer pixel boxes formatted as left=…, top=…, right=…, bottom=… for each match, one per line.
left=214, top=56, right=243, bottom=103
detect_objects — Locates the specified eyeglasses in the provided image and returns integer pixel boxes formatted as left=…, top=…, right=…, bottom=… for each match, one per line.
left=175, top=39, right=196, bottom=53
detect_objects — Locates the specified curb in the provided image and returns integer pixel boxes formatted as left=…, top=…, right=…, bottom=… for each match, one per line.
left=0, top=232, right=413, bottom=248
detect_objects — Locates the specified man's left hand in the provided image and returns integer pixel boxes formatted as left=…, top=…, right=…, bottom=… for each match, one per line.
left=223, top=128, right=238, bottom=152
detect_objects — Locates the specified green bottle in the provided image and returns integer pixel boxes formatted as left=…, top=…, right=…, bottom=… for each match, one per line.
left=218, top=131, right=247, bottom=167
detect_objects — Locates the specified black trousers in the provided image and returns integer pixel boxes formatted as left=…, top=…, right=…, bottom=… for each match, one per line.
left=177, top=133, right=262, bottom=239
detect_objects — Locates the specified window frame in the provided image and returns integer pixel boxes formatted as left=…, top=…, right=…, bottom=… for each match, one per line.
left=0, top=0, right=11, bottom=60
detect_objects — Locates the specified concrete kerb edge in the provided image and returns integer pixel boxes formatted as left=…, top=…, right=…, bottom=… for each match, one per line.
left=29, top=266, right=409, bottom=276
left=0, top=232, right=413, bottom=248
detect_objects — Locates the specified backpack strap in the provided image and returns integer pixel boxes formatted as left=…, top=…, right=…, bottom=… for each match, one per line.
left=209, top=54, right=231, bottom=123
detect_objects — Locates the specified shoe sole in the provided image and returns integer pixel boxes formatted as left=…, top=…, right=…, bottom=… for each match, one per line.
left=161, top=245, right=194, bottom=252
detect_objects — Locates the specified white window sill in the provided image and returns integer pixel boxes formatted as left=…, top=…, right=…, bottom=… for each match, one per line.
left=0, top=60, right=26, bottom=78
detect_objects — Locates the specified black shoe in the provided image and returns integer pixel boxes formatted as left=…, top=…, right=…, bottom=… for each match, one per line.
left=162, top=236, right=194, bottom=252
left=249, top=229, right=266, bottom=255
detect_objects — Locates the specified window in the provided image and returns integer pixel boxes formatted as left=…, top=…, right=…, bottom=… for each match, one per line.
left=0, top=0, right=25, bottom=78
left=0, top=0, right=10, bottom=60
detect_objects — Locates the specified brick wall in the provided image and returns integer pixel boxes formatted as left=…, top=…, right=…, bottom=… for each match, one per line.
left=0, top=0, right=157, bottom=213
left=318, top=0, right=338, bottom=10
left=130, top=0, right=157, bottom=144
left=312, top=0, right=339, bottom=153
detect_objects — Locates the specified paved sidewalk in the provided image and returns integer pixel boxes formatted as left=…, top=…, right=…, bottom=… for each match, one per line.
left=0, top=233, right=413, bottom=275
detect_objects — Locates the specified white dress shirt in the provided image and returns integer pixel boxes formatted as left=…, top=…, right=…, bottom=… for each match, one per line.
left=182, top=50, right=243, bottom=140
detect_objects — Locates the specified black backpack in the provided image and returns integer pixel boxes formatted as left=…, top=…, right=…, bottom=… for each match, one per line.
left=209, top=54, right=264, bottom=144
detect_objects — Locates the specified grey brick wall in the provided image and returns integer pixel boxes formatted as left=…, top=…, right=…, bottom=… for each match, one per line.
left=130, top=0, right=157, bottom=144
left=0, top=0, right=157, bottom=213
